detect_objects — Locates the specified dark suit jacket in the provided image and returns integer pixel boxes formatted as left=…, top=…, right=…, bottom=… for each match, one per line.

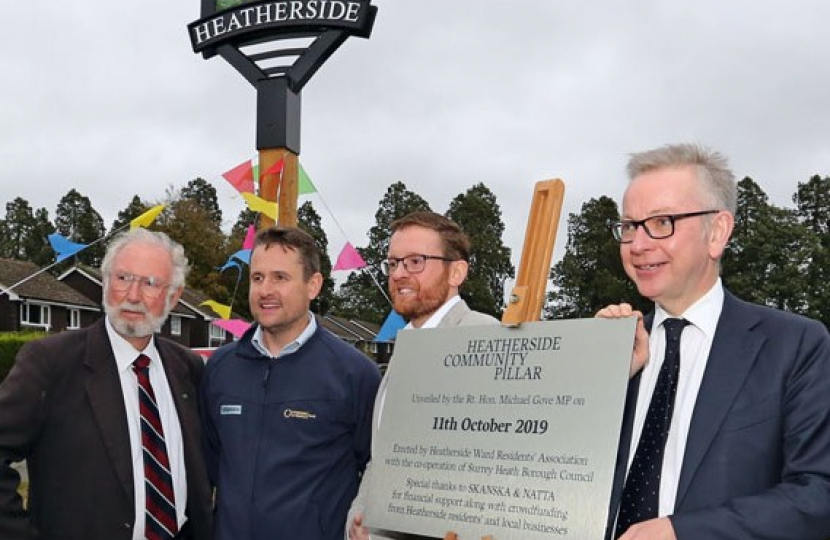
left=607, top=291, right=830, bottom=539
left=0, top=318, right=213, bottom=540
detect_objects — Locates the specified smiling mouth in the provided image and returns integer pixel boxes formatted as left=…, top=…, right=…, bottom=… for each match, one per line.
left=635, top=262, right=665, bottom=271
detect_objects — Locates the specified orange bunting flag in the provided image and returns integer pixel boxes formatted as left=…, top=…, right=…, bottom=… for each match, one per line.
left=241, top=192, right=278, bottom=220
left=200, top=300, right=231, bottom=320
left=222, top=160, right=255, bottom=194
left=130, top=204, right=165, bottom=229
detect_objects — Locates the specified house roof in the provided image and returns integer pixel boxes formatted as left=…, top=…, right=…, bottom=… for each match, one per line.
left=0, top=258, right=99, bottom=309
left=317, top=314, right=379, bottom=342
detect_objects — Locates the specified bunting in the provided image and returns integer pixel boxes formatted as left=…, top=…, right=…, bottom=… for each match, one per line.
left=222, top=160, right=255, bottom=194
left=130, top=204, right=166, bottom=229
left=211, top=319, right=252, bottom=338
left=333, top=242, right=366, bottom=271
left=201, top=300, right=231, bottom=320
left=47, top=234, right=88, bottom=263
left=298, top=163, right=317, bottom=195
left=241, top=192, right=278, bottom=220
left=242, top=225, right=256, bottom=250
left=375, top=310, right=406, bottom=342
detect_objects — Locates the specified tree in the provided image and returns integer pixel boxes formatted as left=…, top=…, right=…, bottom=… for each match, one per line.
left=546, top=196, right=646, bottom=318
left=154, top=193, right=231, bottom=305
left=0, top=198, right=55, bottom=265
left=54, top=189, right=106, bottom=266
left=446, top=183, right=514, bottom=317
left=793, top=175, right=830, bottom=326
left=298, top=202, right=334, bottom=315
left=333, top=181, right=431, bottom=323
left=181, top=178, right=222, bottom=227
left=722, top=177, right=815, bottom=313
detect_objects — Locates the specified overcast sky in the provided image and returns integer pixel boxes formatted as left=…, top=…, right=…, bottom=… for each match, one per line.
left=2, top=1, right=829, bottom=275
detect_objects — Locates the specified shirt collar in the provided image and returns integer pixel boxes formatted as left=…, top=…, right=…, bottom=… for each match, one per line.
left=105, top=316, right=160, bottom=373
left=654, top=278, right=724, bottom=337
left=251, top=311, right=317, bottom=358
left=404, top=295, right=462, bottom=330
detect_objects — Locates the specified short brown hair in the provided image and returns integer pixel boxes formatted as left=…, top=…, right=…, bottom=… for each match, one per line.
left=254, top=226, right=321, bottom=280
left=390, top=211, right=470, bottom=261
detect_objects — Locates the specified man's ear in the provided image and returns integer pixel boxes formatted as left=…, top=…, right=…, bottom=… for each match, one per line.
left=307, top=272, right=324, bottom=300
left=709, top=211, right=735, bottom=259
left=448, top=260, right=469, bottom=288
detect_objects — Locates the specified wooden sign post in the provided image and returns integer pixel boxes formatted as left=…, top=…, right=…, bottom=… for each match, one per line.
left=501, top=179, right=566, bottom=325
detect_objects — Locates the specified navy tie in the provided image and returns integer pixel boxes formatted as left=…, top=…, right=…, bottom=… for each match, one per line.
left=133, top=354, right=178, bottom=540
left=616, top=318, right=689, bottom=537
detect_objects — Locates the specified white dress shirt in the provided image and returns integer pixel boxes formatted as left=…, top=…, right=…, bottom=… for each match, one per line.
left=107, top=318, right=188, bottom=540
left=626, top=279, right=724, bottom=516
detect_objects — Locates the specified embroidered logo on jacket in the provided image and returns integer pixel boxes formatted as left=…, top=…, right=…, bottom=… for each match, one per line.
left=284, top=408, right=317, bottom=420
left=220, top=404, right=242, bottom=415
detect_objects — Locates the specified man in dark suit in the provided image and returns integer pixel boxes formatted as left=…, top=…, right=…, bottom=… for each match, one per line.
left=0, top=229, right=212, bottom=540
left=600, top=144, right=830, bottom=539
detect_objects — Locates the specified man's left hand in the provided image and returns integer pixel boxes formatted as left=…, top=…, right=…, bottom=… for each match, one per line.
left=618, top=517, right=676, bottom=540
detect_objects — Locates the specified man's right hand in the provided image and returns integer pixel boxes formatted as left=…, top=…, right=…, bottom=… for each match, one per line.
left=596, top=303, right=649, bottom=378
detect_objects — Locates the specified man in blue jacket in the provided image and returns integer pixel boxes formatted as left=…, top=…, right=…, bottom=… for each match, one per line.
left=200, top=226, right=381, bottom=540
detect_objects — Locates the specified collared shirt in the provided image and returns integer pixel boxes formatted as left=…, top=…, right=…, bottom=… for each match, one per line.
left=251, top=312, right=318, bottom=358
left=107, top=317, right=188, bottom=540
left=626, top=279, right=724, bottom=516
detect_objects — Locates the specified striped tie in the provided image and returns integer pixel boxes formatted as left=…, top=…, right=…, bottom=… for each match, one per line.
left=133, top=354, right=178, bottom=540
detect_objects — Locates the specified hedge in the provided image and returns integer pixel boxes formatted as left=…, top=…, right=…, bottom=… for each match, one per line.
left=0, top=332, right=46, bottom=382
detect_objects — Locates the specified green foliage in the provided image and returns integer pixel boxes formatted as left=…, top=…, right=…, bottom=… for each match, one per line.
left=0, top=332, right=46, bottom=382
left=54, top=189, right=106, bottom=266
left=546, top=196, right=647, bottom=319
left=333, top=181, right=430, bottom=323
left=110, top=195, right=150, bottom=234
left=447, top=183, right=514, bottom=318
left=299, top=202, right=334, bottom=315
left=0, top=199, right=55, bottom=266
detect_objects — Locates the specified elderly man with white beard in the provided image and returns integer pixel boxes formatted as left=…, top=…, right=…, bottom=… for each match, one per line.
left=0, top=228, right=212, bottom=540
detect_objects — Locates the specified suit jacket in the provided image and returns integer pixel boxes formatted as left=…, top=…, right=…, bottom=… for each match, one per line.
left=607, top=291, right=830, bottom=539
left=0, top=318, right=213, bottom=540
left=347, top=299, right=499, bottom=539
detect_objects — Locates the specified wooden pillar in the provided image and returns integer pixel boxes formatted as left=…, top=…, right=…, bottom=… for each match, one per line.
left=258, top=147, right=299, bottom=228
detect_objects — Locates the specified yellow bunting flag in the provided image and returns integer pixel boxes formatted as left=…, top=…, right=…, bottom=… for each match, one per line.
left=241, top=192, right=278, bottom=220
left=130, top=204, right=166, bottom=229
left=200, top=300, right=232, bottom=320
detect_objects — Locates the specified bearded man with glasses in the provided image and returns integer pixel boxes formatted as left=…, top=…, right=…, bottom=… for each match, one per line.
left=0, top=228, right=212, bottom=540
left=598, top=144, right=830, bottom=540
left=347, top=211, right=499, bottom=540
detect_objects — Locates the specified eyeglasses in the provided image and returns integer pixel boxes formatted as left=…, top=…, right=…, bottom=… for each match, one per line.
left=381, top=254, right=457, bottom=275
left=109, top=272, right=169, bottom=298
left=610, top=210, right=721, bottom=243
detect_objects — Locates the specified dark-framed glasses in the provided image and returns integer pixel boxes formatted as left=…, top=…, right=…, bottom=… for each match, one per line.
left=610, top=210, right=721, bottom=243
left=109, top=272, right=169, bottom=298
left=381, top=254, right=457, bottom=275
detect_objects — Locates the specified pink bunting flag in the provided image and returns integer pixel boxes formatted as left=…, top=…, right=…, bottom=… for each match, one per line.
left=333, top=242, right=367, bottom=271
left=211, top=319, right=252, bottom=338
left=243, top=225, right=256, bottom=250
left=222, top=160, right=255, bottom=194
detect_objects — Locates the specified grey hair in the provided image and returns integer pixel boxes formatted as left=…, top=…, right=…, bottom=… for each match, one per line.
left=101, top=228, right=189, bottom=298
left=627, top=143, right=737, bottom=214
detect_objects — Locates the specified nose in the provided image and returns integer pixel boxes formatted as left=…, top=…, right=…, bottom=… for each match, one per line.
left=627, top=224, right=654, bottom=253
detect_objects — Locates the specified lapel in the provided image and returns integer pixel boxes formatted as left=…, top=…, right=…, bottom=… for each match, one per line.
left=674, top=291, right=766, bottom=507
left=157, top=340, right=199, bottom=446
left=437, top=298, right=469, bottom=328
left=83, top=319, right=134, bottom=502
